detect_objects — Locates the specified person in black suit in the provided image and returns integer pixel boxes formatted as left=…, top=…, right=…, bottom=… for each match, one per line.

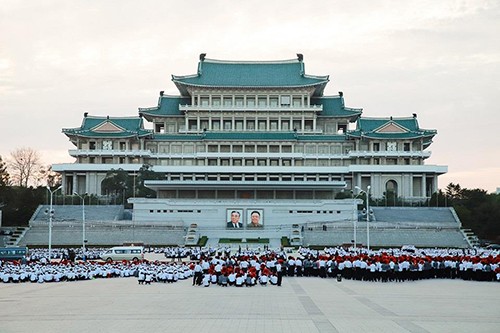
left=247, top=210, right=263, bottom=227
left=227, top=210, right=243, bottom=228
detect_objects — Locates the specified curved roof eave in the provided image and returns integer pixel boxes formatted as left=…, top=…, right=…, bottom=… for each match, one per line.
left=359, top=133, right=430, bottom=140
left=63, top=131, right=152, bottom=139
left=171, top=80, right=329, bottom=90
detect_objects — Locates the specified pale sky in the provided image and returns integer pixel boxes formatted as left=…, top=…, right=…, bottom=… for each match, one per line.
left=1, top=0, right=499, bottom=192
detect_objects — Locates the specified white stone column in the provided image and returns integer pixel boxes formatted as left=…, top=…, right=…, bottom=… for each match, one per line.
left=421, top=175, right=426, bottom=198
left=409, top=174, right=414, bottom=198
left=72, top=174, right=78, bottom=194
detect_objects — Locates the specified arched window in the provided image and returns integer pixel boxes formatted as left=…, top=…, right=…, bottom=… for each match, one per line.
left=385, top=180, right=398, bottom=206
left=386, top=180, right=398, bottom=193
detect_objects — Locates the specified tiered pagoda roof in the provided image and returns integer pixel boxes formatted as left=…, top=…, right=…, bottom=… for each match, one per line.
left=62, top=115, right=152, bottom=139
left=348, top=116, right=437, bottom=147
left=139, top=95, right=189, bottom=120
left=172, top=55, right=329, bottom=96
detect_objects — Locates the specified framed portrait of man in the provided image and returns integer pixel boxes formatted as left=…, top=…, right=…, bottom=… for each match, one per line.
left=247, top=209, right=263, bottom=228
left=226, top=209, right=243, bottom=228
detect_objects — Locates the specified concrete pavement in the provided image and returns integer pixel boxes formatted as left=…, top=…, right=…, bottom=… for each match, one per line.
left=0, top=275, right=498, bottom=333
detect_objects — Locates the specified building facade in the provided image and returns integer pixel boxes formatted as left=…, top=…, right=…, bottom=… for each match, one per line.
left=53, top=54, right=447, bottom=227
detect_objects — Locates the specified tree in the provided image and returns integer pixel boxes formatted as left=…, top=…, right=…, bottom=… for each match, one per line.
left=38, top=165, right=62, bottom=188
left=135, top=164, right=165, bottom=198
left=101, top=168, right=128, bottom=196
left=0, top=155, right=9, bottom=186
left=8, top=147, right=43, bottom=187
left=445, top=183, right=464, bottom=203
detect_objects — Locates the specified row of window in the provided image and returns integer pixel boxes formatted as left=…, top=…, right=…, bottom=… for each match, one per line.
left=81, top=156, right=418, bottom=167
left=186, top=119, right=315, bottom=132
left=158, top=189, right=338, bottom=200
left=147, top=209, right=342, bottom=214
left=156, top=120, right=347, bottom=134
left=165, top=174, right=342, bottom=182
left=366, top=142, right=416, bottom=152
left=149, top=209, right=202, bottom=213
left=149, top=143, right=353, bottom=155
left=81, top=141, right=140, bottom=151
left=194, top=95, right=306, bottom=108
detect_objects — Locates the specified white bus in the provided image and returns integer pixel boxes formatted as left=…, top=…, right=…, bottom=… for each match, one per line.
left=100, top=246, right=144, bottom=262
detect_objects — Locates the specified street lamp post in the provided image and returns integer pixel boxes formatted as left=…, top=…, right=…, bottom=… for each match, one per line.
left=352, top=199, right=357, bottom=249
left=46, top=185, right=62, bottom=262
left=74, top=192, right=87, bottom=253
left=366, top=185, right=371, bottom=250
left=355, top=185, right=372, bottom=250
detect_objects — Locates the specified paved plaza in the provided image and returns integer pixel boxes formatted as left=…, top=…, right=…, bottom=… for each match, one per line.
left=0, top=275, right=498, bottom=333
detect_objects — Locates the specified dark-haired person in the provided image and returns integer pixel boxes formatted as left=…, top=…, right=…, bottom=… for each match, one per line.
left=227, top=211, right=243, bottom=228
left=247, top=210, right=262, bottom=227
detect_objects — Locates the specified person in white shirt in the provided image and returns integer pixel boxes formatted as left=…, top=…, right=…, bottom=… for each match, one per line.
left=259, top=274, right=268, bottom=286
left=202, top=273, right=210, bottom=287
left=235, top=274, right=244, bottom=287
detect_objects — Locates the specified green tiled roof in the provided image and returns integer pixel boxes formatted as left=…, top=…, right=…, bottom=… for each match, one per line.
left=348, top=116, right=437, bottom=144
left=153, top=134, right=203, bottom=141
left=172, top=57, right=329, bottom=96
left=311, top=96, right=363, bottom=119
left=297, top=134, right=346, bottom=141
left=139, top=95, right=190, bottom=119
left=356, top=117, right=421, bottom=132
left=62, top=115, right=152, bottom=138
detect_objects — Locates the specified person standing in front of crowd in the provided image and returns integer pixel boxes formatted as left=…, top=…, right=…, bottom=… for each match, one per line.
left=192, top=261, right=202, bottom=286
left=276, top=260, right=283, bottom=286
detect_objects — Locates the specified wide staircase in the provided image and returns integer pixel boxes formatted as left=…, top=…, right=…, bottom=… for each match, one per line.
left=18, top=205, right=185, bottom=247
left=195, top=226, right=292, bottom=250
left=302, top=207, right=473, bottom=248
left=15, top=206, right=476, bottom=249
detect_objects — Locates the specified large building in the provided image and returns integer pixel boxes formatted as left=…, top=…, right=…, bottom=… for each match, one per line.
left=53, top=54, right=447, bottom=229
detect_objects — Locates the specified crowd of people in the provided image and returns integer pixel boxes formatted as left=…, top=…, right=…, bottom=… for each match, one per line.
left=0, top=246, right=498, bottom=284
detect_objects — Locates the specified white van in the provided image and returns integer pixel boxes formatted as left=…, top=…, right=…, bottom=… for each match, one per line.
left=100, top=246, right=144, bottom=262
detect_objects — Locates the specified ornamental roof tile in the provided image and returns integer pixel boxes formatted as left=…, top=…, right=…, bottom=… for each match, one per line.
left=153, top=134, right=203, bottom=141
left=139, top=95, right=190, bottom=119
left=311, top=95, right=362, bottom=119
left=62, top=115, right=152, bottom=138
left=172, top=57, right=329, bottom=96
left=297, top=134, right=346, bottom=141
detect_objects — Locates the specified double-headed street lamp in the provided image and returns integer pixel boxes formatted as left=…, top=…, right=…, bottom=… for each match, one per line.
left=355, top=185, right=373, bottom=250
left=46, top=185, right=62, bottom=262
left=74, top=192, right=87, bottom=253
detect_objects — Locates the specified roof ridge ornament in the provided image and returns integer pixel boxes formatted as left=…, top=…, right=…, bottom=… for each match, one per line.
left=198, top=53, right=206, bottom=75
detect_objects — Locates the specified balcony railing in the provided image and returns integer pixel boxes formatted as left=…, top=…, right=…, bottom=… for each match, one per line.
left=348, top=150, right=431, bottom=158
left=179, top=104, right=323, bottom=112
left=177, top=128, right=324, bottom=134
left=69, top=149, right=152, bottom=157
left=68, top=148, right=431, bottom=160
